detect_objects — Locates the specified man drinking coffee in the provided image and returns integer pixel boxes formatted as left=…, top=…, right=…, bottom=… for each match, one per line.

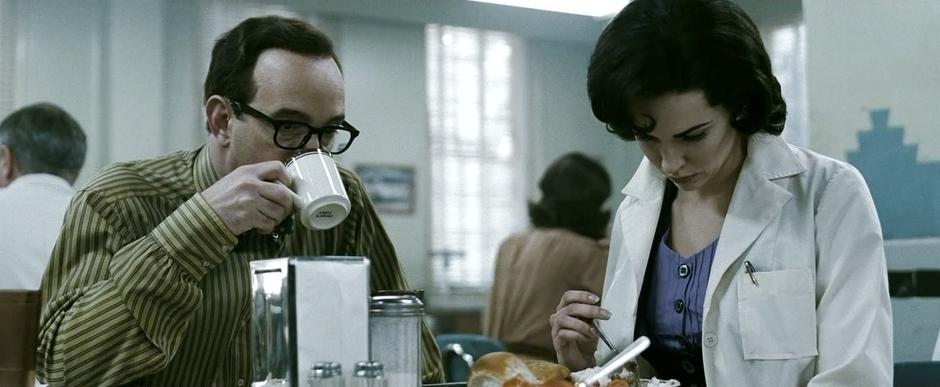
left=36, top=15, right=443, bottom=387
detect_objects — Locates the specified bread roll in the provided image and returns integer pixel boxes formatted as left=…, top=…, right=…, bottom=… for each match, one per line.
left=468, top=352, right=577, bottom=387
left=468, top=352, right=539, bottom=387
left=522, top=359, right=570, bottom=382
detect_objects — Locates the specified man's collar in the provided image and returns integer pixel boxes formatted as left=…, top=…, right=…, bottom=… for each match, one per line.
left=6, top=173, right=73, bottom=190
left=193, top=145, right=220, bottom=193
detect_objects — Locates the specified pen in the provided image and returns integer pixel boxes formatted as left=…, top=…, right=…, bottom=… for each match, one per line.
left=587, top=294, right=617, bottom=351
left=744, top=260, right=759, bottom=286
left=592, top=319, right=617, bottom=352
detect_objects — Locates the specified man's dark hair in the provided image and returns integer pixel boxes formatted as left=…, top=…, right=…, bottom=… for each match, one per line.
left=203, top=15, right=341, bottom=123
left=528, top=153, right=612, bottom=240
left=587, top=0, right=786, bottom=140
left=0, top=102, right=87, bottom=184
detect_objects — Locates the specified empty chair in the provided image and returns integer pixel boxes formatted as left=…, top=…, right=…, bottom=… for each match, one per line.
left=0, top=290, right=41, bottom=387
left=437, top=334, right=506, bottom=382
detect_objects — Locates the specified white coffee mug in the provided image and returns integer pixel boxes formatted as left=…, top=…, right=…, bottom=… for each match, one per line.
left=285, top=150, right=351, bottom=230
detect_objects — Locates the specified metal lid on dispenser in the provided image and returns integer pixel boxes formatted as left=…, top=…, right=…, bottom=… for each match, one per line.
left=369, top=295, right=424, bottom=316
left=309, top=362, right=336, bottom=379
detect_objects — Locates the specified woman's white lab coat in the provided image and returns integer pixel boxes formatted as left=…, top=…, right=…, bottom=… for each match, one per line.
left=596, top=134, right=892, bottom=386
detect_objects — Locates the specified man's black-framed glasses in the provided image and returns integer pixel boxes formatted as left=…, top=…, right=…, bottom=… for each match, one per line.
left=228, top=98, right=359, bottom=154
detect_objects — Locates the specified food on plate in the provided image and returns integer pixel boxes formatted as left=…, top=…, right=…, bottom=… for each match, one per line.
left=468, top=352, right=571, bottom=386
left=522, top=358, right=571, bottom=382
left=468, top=352, right=642, bottom=387
left=570, top=364, right=639, bottom=387
left=644, top=377, right=681, bottom=387
left=571, top=365, right=680, bottom=387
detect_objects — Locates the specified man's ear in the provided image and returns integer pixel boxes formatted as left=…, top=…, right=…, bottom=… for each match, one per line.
left=0, top=145, right=17, bottom=187
left=205, top=95, right=234, bottom=146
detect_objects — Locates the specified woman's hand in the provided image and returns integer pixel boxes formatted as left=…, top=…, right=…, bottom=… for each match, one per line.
left=549, top=290, right=610, bottom=371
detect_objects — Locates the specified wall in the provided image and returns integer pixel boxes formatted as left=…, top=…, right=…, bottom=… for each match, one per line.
left=331, top=17, right=433, bottom=289
left=805, top=1, right=940, bottom=163
left=804, top=0, right=940, bottom=239
left=14, top=0, right=108, bottom=184
left=13, top=0, right=194, bottom=185
left=527, top=39, right=641, bottom=205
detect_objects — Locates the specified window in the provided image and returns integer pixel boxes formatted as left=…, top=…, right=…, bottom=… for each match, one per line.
left=0, top=0, right=17, bottom=117
left=426, top=24, right=527, bottom=292
left=768, top=22, right=808, bottom=148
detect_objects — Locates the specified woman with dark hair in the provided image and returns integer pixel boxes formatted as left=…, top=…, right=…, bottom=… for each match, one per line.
left=484, top=152, right=612, bottom=361
left=549, top=0, right=891, bottom=385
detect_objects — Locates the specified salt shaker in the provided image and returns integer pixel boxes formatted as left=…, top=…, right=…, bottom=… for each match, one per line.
left=367, top=361, right=388, bottom=387
left=351, top=361, right=388, bottom=387
left=369, top=295, right=423, bottom=386
left=308, top=361, right=342, bottom=387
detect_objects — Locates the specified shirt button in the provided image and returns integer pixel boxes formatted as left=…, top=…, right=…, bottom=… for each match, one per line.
left=680, top=359, right=696, bottom=374
left=704, top=333, right=718, bottom=347
left=237, top=379, right=245, bottom=386
left=674, top=299, right=685, bottom=313
left=678, top=264, right=691, bottom=278
left=202, top=260, right=211, bottom=267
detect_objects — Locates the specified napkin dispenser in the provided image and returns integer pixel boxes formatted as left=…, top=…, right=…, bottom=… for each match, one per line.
left=249, top=256, right=370, bottom=387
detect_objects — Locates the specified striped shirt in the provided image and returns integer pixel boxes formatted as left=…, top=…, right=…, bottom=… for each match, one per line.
left=37, top=146, right=443, bottom=386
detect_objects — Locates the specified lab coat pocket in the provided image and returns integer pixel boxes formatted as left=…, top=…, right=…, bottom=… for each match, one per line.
left=737, top=268, right=818, bottom=360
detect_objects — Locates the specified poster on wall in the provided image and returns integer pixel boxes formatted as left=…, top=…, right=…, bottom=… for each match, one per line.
left=355, top=164, right=415, bottom=214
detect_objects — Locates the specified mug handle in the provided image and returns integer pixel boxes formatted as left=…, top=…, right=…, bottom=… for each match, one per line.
left=288, top=190, right=303, bottom=211
left=282, top=168, right=304, bottom=211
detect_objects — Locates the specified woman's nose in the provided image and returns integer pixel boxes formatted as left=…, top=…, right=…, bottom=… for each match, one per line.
left=659, top=146, right=686, bottom=175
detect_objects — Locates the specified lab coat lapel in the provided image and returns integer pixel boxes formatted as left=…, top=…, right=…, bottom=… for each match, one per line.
left=705, top=135, right=805, bottom=302
left=604, top=159, right=664, bottom=347
left=620, top=158, right=666, bottom=297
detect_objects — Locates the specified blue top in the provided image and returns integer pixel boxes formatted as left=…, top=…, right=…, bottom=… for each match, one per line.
left=643, top=227, right=718, bottom=353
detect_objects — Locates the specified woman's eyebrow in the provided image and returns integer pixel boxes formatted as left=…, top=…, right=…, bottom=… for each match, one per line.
left=673, top=121, right=712, bottom=138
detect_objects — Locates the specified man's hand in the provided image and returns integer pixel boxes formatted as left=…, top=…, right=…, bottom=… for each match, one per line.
left=201, top=161, right=295, bottom=236
left=550, top=290, right=608, bottom=370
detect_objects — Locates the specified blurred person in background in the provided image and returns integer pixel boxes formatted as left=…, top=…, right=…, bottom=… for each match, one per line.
left=549, top=0, right=891, bottom=385
left=484, top=152, right=612, bottom=361
left=0, top=103, right=86, bottom=290
left=36, top=15, right=442, bottom=386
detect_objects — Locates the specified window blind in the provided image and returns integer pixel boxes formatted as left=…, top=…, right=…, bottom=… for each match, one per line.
left=0, top=0, right=17, bottom=118
left=769, top=22, right=808, bottom=148
left=426, top=24, right=527, bottom=292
